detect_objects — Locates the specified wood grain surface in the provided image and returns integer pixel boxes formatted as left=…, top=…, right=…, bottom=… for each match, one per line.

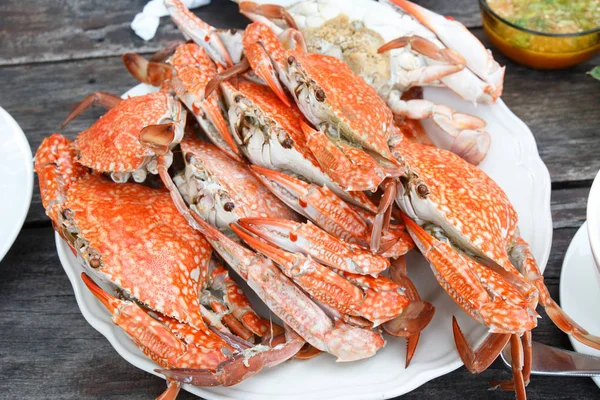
left=1, top=0, right=599, bottom=399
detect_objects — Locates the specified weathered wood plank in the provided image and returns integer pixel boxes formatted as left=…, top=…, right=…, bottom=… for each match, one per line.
left=1, top=226, right=597, bottom=399
left=473, top=30, right=600, bottom=184
left=0, top=0, right=247, bottom=66
left=0, top=0, right=483, bottom=66
left=552, top=187, right=590, bottom=230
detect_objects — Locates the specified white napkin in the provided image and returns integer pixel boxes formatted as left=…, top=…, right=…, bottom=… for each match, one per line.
left=131, top=0, right=212, bottom=41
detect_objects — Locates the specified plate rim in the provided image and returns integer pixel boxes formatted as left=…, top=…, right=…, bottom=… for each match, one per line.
left=55, top=83, right=553, bottom=400
left=559, top=221, right=600, bottom=388
left=0, top=106, right=33, bottom=262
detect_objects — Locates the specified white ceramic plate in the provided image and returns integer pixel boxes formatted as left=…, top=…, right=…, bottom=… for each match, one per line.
left=55, top=82, right=552, bottom=400
left=0, top=107, right=33, bottom=262
left=560, top=222, right=600, bottom=389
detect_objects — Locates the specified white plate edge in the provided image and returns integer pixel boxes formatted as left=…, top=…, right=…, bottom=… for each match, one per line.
left=0, top=107, right=34, bottom=262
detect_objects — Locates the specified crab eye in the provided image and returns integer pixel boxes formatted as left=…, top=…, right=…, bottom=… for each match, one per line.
left=315, top=88, right=326, bottom=102
left=234, top=95, right=242, bottom=103
left=223, top=201, right=235, bottom=212
left=287, top=55, right=295, bottom=65
left=417, top=183, right=429, bottom=198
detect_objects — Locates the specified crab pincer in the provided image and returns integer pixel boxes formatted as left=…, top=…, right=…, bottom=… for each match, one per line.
left=123, top=43, right=242, bottom=161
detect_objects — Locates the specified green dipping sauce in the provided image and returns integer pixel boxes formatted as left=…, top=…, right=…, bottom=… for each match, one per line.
left=487, top=0, right=600, bottom=34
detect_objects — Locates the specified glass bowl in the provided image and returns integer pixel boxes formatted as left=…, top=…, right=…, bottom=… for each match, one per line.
left=479, top=0, right=600, bottom=69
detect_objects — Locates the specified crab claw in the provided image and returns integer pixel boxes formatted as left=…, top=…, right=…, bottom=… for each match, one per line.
left=243, top=22, right=291, bottom=106
left=238, top=217, right=389, bottom=275
left=452, top=316, right=511, bottom=373
left=383, top=301, right=435, bottom=338
left=81, top=273, right=192, bottom=361
left=300, top=120, right=396, bottom=192
left=390, top=0, right=504, bottom=101
left=165, top=0, right=234, bottom=68
left=378, top=35, right=465, bottom=66
left=189, top=214, right=385, bottom=361
left=239, top=2, right=298, bottom=30
left=387, top=95, right=491, bottom=165
left=122, top=53, right=172, bottom=87
left=157, top=326, right=305, bottom=387
left=34, top=134, right=88, bottom=226
left=402, top=215, right=537, bottom=334
left=249, top=165, right=372, bottom=246
left=233, top=223, right=408, bottom=326
left=139, top=123, right=177, bottom=155
left=232, top=223, right=365, bottom=311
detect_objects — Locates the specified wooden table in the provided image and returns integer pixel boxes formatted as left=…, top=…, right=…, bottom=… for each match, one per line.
left=1, top=0, right=598, bottom=398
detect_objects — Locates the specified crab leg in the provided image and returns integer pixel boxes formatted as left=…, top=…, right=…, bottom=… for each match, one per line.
left=403, top=216, right=536, bottom=333
left=388, top=0, right=504, bottom=101
left=208, top=261, right=279, bottom=338
left=383, top=257, right=434, bottom=367
left=250, top=166, right=373, bottom=245
left=190, top=215, right=385, bottom=360
left=300, top=120, right=399, bottom=192
left=61, top=92, right=122, bottom=128
left=491, top=330, right=532, bottom=393
left=124, top=49, right=242, bottom=161
left=165, top=0, right=234, bottom=68
left=511, top=237, right=600, bottom=349
left=387, top=94, right=491, bottom=165
left=238, top=217, right=390, bottom=275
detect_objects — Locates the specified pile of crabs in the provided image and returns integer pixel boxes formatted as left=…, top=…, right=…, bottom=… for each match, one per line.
left=34, top=0, right=600, bottom=399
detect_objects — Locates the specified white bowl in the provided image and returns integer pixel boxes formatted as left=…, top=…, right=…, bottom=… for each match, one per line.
left=586, top=170, right=600, bottom=279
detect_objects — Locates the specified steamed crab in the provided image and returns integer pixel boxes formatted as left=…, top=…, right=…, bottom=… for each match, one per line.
left=61, top=90, right=186, bottom=183
left=34, top=134, right=302, bottom=398
left=237, top=0, right=496, bottom=165
left=391, top=138, right=600, bottom=398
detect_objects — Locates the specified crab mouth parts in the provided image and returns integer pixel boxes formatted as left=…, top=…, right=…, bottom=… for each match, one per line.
left=173, top=158, right=237, bottom=231
left=228, top=100, right=294, bottom=167
left=287, top=63, right=361, bottom=149
left=58, top=209, right=103, bottom=270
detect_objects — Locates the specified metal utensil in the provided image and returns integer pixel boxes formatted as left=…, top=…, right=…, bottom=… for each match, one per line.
left=501, top=341, right=600, bottom=377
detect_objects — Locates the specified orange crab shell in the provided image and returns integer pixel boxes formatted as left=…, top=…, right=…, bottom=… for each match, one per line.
left=75, top=92, right=183, bottom=173
left=399, top=140, right=525, bottom=278
left=288, top=51, right=397, bottom=162
left=65, top=175, right=212, bottom=329
left=225, top=79, right=321, bottom=168
left=170, top=43, right=219, bottom=96
left=180, top=137, right=300, bottom=222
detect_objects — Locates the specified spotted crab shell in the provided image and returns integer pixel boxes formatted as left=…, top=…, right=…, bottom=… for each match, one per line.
left=65, top=175, right=212, bottom=329
left=74, top=92, right=184, bottom=174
